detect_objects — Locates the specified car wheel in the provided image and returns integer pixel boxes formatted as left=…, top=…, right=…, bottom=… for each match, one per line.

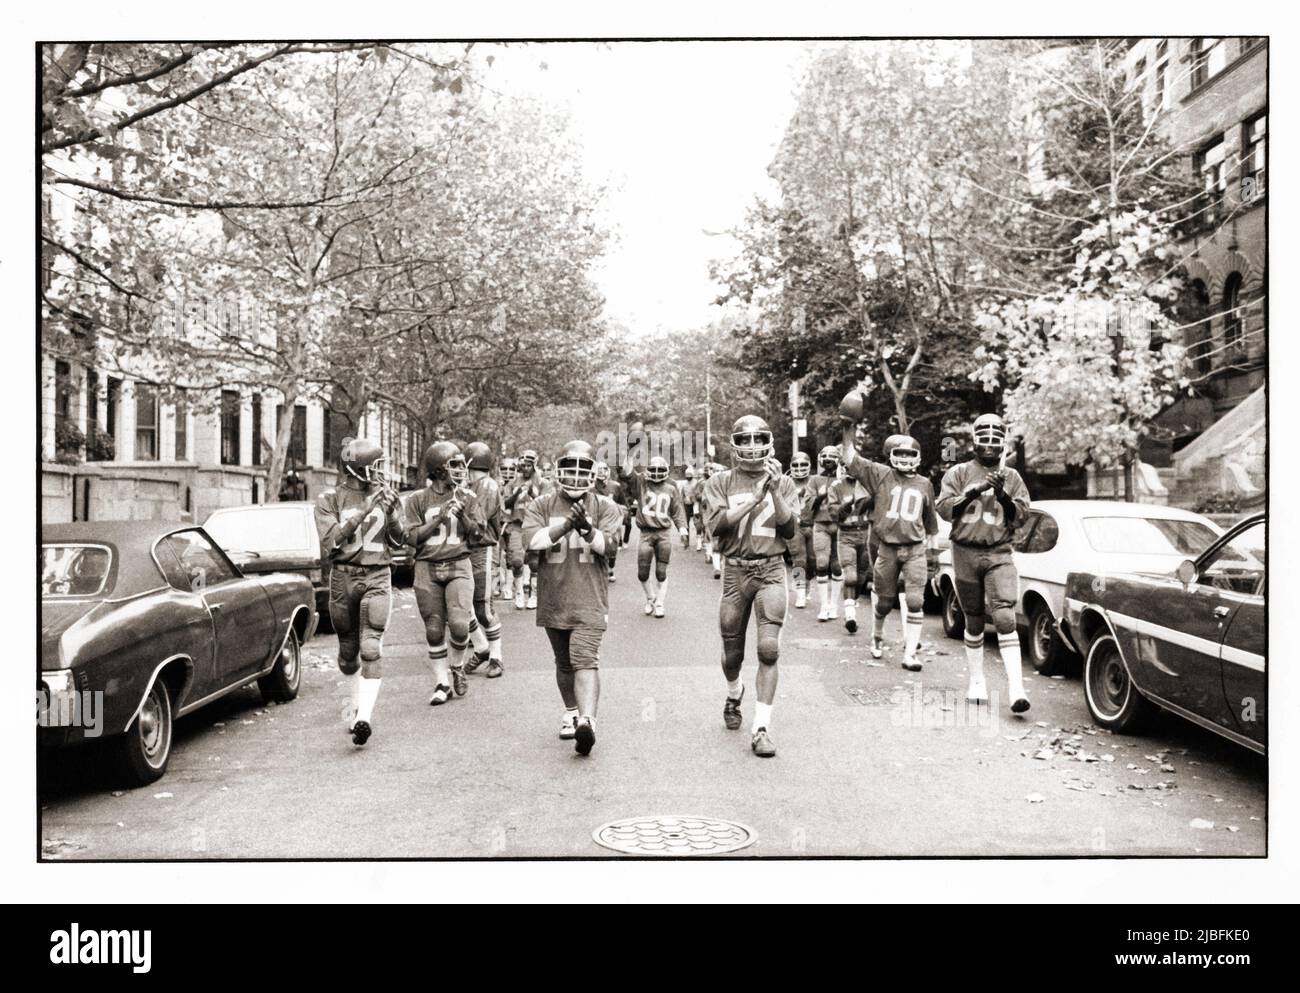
left=1026, top=601, right=1070, bottom=675
left=1083, top=633, right=1156, bottom=733
left=941, top=582, right=964, bottom=639
left=259, top=629, right=302, bottom=704
left=114, top=679, right=173, bottom=786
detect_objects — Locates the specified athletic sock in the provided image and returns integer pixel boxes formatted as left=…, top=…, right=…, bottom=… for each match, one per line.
left=753, top=702, right=773, bottom=734
left=342, top=671, right=359, bottom=726
left=356, top=677, right=381, bottom=724
left=903, top=609, right=924, bottom=656
left=873, top=610, right=888, bottom=640
left=964, top=633, right=985, bottom=683
left=486, top=621, right=503, bottom=661
left=726, top=678, right=743, bottom=700
left=999, top=633, right=1027, bottom=701
left=641, top=578, right=657, bottom=602
left=429, top=642, right=449, bottom=686
left=830, top=578, right=843, bottom=605
left=655, top=577, right=668, bottom=607
left=817, top=577, right=830, bottom=607
left=468, top=617, right=489, bottom=655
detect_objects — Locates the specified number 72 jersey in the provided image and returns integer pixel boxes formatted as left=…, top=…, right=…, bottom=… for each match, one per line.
left=700, top=469, right=799, bottom=559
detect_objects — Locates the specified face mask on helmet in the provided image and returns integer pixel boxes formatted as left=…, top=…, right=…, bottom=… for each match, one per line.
left=557, top=454, right=596, bottom=497
left=973, top=418, right=1006, bottom=468
left=444, top=453, right=468, bottom=485
left=818, top=448, right=840, bottom=473
left=790, top=455, right=811, bottom=480
left=519, top=452, right=538, bottom=473
left=731, top=431, right=772, bottom=465
left=888, top=439, right=921, bottom=474
left=500, top=460, right=518, bottom=484
left=647, top=457, right=670, bottom=482
left=594, top=462, right=610, bottom=481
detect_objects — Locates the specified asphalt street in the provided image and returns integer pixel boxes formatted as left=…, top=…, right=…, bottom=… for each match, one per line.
left=39, top=537, right=1266, bottom=858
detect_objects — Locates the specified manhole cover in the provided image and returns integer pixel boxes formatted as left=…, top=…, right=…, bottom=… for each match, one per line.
left=592, top=816, right=757, bottom=856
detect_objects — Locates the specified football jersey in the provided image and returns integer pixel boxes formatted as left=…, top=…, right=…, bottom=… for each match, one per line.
left=522, top=490, right=623, bottom=630
left=937, top=459, right=1031, bottom=547
left=792, top=480, right=815, bottom=527
left=504, top=473, right=547, bottom=525
left=467, top=474, right=503, bottom=547
left=314, top=486, right=404, bottom=567
left=700, top=469, right=800, bottom=559
left=805, top=474, right=838, bottom=525
left=626, top=472, right=686, bottom=531
left=843, top=451, right=938, bottom=544
left=402, top=483, right=483, bottom=562
left=678, top=478, right=696, bottom=506
left=830, top=476, right=874, bottom=530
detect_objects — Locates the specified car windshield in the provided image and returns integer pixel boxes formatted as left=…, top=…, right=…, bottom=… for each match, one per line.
left=42, top=544, right=113, bottom=597
left=1081, top=516, right=1221, bottom=557
left=206, top=506, right=312, bottom=555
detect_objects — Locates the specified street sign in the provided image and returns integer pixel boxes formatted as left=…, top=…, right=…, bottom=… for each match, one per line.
left=795, top=417, right=807, bottom=438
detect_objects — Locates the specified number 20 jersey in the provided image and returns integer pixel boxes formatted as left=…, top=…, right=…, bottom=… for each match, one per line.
left=700, top=468, right=799, bottom=559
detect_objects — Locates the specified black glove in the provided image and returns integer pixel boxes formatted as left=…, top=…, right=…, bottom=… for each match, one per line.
left=568, top=501, right=593, bottom=537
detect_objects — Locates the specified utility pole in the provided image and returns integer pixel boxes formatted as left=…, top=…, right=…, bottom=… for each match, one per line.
left=705, top=362, right=713, bottom=463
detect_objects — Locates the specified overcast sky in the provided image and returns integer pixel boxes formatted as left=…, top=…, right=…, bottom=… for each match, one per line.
left=487, top=41, right=819, bottom=336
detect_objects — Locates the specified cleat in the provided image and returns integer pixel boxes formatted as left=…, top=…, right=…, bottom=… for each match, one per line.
left=514, top=591, right=526, bottom=610
left=608, top=573, right=616, bottom=584
left=527, top=592, right=537, bottom=610
left=901, top=654, right=923, bottom=672
left=350, top=720, right=371, bottom=747
left=871, top=636, right=884, bottom=659
left=1010, top=695, right=1031, bottom=714
left=844, top=602, right=858, bottom=634
left=574, top=717, right=596, bottom=755
left=713, top=568, right=721, bottom=579
left=429, top=684, right=451, bottom=706
left=653, top=603, right=665, bottom=618
left=644, top=599, right=655, bottom=616
left=451, top=666, right=468, bottom=697
left=485, top=659, right=504, bottom=679
left=559, top=713, right=577, bottom=740
left=751, top=728, right=776, bottom=757
left=464, top=650, right=489, bottom=675
left=966, top=677, right=988, bottom=704
left=723, top=687, right=744, bottom=730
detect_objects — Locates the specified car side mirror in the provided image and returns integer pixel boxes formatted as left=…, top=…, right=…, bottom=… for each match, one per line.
left=1176, top=559, right=1198, bottom=590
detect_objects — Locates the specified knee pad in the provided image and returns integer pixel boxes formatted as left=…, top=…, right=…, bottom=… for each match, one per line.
left=841, top=562, right=858, bottom=589
left=637, top=546, right=653, bottom=583
left=447, top=615, right=470, bottom=648
left=360, top=634, right=383, bottom=664
left=360, top=656, right=382, bottom=679
left=756, top=631, right=781, bottom=666
left=655, top=560, right=668, bottom=583
left=904, top=589, right=925, bottom=614
left=336, top=651, right=360, bottom=676
left=991, top=608, right=1016, bottom=635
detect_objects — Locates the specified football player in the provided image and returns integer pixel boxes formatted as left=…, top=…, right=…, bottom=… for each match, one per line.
left=523, top=440, right=623, bottom=755
left=700, top=416, right=799, bottom=758
left=787, top=452, right=814, bottom=608
left=837, top=405, right=940, bottom=669
left=496, top=457, right=518, bottom=599
left=828, top=466, right=875, bottom=634
left=403, top=442, right=486, bottom=705
left=936, top=413, right=1032, bottom=712
left=314, top=438, right=405, bottom=746
left=502, top=449, right=545, bottom=609
left=461, top=441, right=505, bottom=679
left=678, top=466, right=697, bottom=548
left=625, top=455, right=688, bottom=617
left=807, top=446, right=845, bottom=621
left=593, top=461, right=623, bottom=583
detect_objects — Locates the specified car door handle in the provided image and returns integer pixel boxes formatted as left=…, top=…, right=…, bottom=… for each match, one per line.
left=210, top=602, right=223, bottom=613
left=1213, top=606, right=1230, bottom=619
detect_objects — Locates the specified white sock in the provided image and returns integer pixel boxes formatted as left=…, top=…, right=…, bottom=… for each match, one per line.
left=817, top=577, right=830, bottom=606
left=342, top=671, right=359, bottom=725
left=521, top=564, right=531, bottom=591
left=468, top=619, right=489, bottom=654
left=712, top=552, right=721, bottom=571
left=429, top=643, right=450, bottom=687
left=830, top=578, right=843, bottom=605
left=641, top=578, right=657, bottom=601
left=488, top=628, right=503, bottom=661
left=753, top=701, right=773, bottom=733
left=564, top=707, right=579, bottom=722
left=356, top=677, right=381, bottom=724
left=727, top=677, right=743, bottom=700
left=655, top=578, right=668, bottom=607
left=999, top=633, right=1026, bottom=700
left=965, top=633, right=985, bottom=683
left=514, top=572, right=525, bottom=597
left=449, top=641, right=468, bottom=669
left=873, top=611, right=887, bottom=640
left=844, top=597, right=855, bottom=611
left=904, top=609, right=924, bottom=656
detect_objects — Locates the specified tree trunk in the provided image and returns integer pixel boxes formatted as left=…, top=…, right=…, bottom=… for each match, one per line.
left=1121, top=451, right=1135, bottom=502
left=264, top=382, right=300, bottom=503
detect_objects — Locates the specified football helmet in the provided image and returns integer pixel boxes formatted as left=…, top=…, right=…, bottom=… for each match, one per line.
left=885, top=434, right=921, bottom=474
left=463, top=441, right=493, bottom=473
left=425, top=440, right=467, bottom=485
left=684, top=466, right=696, bottom=480
left=341, top=438, right=389, bottom=486
left=499, top=457, right=518, bottom=484
left=541, top=460, right=555, bottom=481
left=818, top=446, right=841, bottom=474
left=646, top=455, right=670, bottom=483
left=730, top=415, right=773, bottom=466
left=789, top=452, right=811, bottom=480
left=594, top=461, right=610, bottom=481
left=972, top=414, right=1006, bottom=468
left=556, top=440, right=597, bottom=498
left=519, top=449, right=538, bottom=473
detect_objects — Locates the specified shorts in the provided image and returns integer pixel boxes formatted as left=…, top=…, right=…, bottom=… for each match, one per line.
left=413, top=556, right=475, bottom=648
left=951, top=542, right=1018, bottom=618
left=719, top=555, right=788, bottom=665
left=329, top=563, right=392, bottom=676
left=872, top=541, right=928, bottom=611
left=812, top=522, right=842, bottom=578
left=836, top=527, right=873, bottom=592
left=545, top=625, right=603, bottom=672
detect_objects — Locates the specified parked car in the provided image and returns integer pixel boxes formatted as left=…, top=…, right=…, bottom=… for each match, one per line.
left=1063, top=514, right=1264, bottom=753
left=932, top=500, right=1228, bottom=674
left=204, top=501, right=328, bottom=623
left=40, top=521, right=316, bottom=785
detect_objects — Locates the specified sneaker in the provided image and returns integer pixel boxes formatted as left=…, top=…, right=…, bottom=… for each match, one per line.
left=464, top=650, right=489, bottom=674
left=818, top=602, right=832, bottom=622
left=723, top=687, right=744, bottom=730
left=844, top=602, right=858, bottom=634
left=751, top=728, right=776, bottom=757
left=514, top=590, right=526, bottom=610
left=526, top=592, right=537, bottom=610
left=644, top=599, right=655, bottom=616
left=871, top=636, right=884, bottom=659
left=485, top=659, right=504, bottom=679
left=1010, top=694, right=1031, bottom=714
left=559, top=712, right=577, bottom=739
left=901, top=654, right=923, bottom=672
left=574, top=717, right=596, bottom=756
left=451, top=666, right=468, bottom=697
left=350, top=720, right=371, bottom=747
left=713, top=567, right=721, bottom=580
left=653, top=603, right=665, bottom=618
left=429, top=685, right=451, bottom=706
left=966, top=675, right=988, bottom=704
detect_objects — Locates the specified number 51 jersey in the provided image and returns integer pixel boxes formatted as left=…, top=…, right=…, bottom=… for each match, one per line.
left=700, top=469, right=799, bottom=559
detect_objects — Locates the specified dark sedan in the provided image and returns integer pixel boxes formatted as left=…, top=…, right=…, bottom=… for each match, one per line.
left=1063, top=513, right=1265, bottom=753
left=40, top=521, right=316, bottom=785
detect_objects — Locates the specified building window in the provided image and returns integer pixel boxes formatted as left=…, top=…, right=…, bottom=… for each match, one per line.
left=1183, top=279, right=1212, bottom=376
left=1154, top=40, right=1169, bottom=109
left=54, top=361, right=74, bottom=436
left=322, top=407, right=337, bottom=467
left=1222, top=272, right=1244, bottom=353
left=1242, top=112, right=1266, bottom=202
left=174, top=392, right=188, bottom=461
left=220, top=389, right=241, bottom=465
left=1190, top=38, right=1227, bottom=90
left=251, top=394, right=264, bottom=466
left=135, top=385, right=159, bottom=461
left=86, top=370, right=99, bottom=429
left=277, top=403, right=308, bottom=469
left=1195, top=136, right=1226, bottom=230
left=106, top=377, right=121, bottom=444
